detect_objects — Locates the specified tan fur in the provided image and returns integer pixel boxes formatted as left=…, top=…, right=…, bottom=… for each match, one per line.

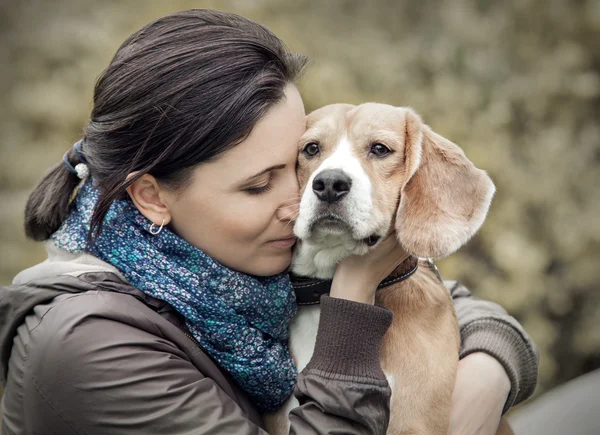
left=377, top=264, right=460, bottom=434
left=284, top=103, right=497, bottom=434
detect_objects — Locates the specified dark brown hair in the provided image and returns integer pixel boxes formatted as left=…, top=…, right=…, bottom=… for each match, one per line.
left=24, top=9, right=308, bottom=241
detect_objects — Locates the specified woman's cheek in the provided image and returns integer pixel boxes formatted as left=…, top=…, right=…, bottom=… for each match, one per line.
left=231, top=199, right=274, bottom=240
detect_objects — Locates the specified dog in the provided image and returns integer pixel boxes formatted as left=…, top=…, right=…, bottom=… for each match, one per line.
left=264, top=103, right=495, bottom=434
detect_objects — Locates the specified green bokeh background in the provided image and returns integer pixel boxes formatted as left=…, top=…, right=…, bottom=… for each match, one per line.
left=1, top=0, right=598, bottom=410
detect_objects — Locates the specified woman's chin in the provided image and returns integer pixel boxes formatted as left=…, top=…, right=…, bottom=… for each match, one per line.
left=245, top=250, right=293, bottom=277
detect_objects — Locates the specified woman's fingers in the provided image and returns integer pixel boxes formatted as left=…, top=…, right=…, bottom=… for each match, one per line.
left=331, top=232, right=409, bottom=304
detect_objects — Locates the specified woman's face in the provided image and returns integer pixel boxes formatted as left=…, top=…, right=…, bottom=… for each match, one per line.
left=164, top=85, right=305, bottom=276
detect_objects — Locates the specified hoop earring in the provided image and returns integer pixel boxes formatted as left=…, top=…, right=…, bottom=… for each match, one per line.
left=149, top=218, right=165, bottom=235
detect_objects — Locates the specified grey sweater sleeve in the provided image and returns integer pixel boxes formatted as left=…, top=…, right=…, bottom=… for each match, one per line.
left=447, top=280, right=539, bottom=413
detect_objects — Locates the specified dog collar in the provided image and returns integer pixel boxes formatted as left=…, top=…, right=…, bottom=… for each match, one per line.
left=291, top=255, right=420, bottom=306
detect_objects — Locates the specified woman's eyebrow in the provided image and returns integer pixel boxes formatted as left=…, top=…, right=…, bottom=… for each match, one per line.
left=242, top=164, right=286, bottom=183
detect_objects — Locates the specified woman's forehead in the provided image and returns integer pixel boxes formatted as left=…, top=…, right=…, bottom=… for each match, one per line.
left=206, top=88, right=306, bottom=179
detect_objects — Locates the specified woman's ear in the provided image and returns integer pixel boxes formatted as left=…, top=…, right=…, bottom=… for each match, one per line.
left=126, top=173, right=172, bottom=227
left=395, top=108, right=496, bottom=258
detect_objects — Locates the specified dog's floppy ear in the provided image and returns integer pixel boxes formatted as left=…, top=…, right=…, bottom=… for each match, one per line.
left=395, top=108, right=495, bottom=258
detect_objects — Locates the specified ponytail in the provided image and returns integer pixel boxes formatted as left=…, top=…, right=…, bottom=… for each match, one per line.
left=24, top=149, right=82, bottom=241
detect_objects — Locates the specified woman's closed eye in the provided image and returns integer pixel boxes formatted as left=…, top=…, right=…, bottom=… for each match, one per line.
left=245, top=174, right=273, bottom=195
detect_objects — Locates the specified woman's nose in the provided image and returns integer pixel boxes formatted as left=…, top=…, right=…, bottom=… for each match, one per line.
left=276, top=174, right=300, bottom=223
left=276, top=197, right=300, bottom=223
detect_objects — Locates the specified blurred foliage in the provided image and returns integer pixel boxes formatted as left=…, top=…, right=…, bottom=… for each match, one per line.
left=0, top=0, right=599, bottom=403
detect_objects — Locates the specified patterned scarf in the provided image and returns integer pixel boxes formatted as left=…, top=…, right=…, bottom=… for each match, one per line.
left=52, top=179, right=297, bottom=411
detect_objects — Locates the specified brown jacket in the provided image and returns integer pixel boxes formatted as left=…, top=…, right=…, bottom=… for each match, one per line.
left=0, top=244, right=538, bottom=434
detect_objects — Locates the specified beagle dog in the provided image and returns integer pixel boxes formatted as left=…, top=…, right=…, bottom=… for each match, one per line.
left=265, top=103, right=495, bottom=434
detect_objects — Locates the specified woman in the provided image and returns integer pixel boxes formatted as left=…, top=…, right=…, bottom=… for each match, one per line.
left=0, top=9, right=537, bottom=434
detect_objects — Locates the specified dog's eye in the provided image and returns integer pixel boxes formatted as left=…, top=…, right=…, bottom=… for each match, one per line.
left=370, top=143, right=391, bottom=157
left=302, top=142, right=320, bottom=158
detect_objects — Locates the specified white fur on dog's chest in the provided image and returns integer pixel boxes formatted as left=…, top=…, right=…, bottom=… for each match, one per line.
left=289, top=305, right=321, bottom=373
left=273, top=305, right=323, bottom=425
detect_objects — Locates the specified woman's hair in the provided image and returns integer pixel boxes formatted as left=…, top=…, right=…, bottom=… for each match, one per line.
left=24, top=9, right=308, bottom=241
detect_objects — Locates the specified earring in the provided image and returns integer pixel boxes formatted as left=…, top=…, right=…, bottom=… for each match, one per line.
left=149, top=218, right=165, bottom=235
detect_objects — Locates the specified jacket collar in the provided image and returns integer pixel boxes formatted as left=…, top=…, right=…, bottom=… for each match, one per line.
left=12, top=240, right=127, bottom=285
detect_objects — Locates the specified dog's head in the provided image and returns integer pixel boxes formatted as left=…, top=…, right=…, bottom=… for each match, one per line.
left=292, top=103, right=495, bottom=276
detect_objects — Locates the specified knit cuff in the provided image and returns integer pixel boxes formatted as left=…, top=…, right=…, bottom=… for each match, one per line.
left=304, top=296, right=393, bottom=381
left=459, top=318, right=539, bottom=414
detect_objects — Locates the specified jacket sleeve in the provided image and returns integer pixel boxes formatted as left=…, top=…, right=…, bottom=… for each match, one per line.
left=447, top=280, right=539, bottom=413
left=23, top=294, right=392, bottom=435
left=290, top=296, right=393, bottom=434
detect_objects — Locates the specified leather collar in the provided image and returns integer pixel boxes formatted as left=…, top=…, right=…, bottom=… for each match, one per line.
left=292, top=255, right=419, bottom=306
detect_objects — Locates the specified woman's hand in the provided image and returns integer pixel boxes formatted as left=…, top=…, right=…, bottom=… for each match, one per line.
left=448, top=352, right=512, bottom=435
left=330, top=233, right=408, bottom=305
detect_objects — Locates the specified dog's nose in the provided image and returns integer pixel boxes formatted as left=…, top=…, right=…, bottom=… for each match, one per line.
left=312, top=169, right=352, bottom=203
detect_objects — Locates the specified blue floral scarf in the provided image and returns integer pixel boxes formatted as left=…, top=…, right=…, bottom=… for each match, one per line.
left=52, top=179, right=297, bottom=411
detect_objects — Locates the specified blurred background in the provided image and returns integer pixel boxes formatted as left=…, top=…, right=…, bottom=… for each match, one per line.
left=0, top=0, right=598, bottom=421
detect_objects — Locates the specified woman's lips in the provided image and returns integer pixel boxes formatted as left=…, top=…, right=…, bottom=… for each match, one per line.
left=266, top=236, right=297, bottom=249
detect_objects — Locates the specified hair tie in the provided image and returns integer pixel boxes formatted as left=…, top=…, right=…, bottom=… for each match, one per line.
left=63, top=140, right=90, bottom=179
left=73, top=139, right=88, bottom=163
